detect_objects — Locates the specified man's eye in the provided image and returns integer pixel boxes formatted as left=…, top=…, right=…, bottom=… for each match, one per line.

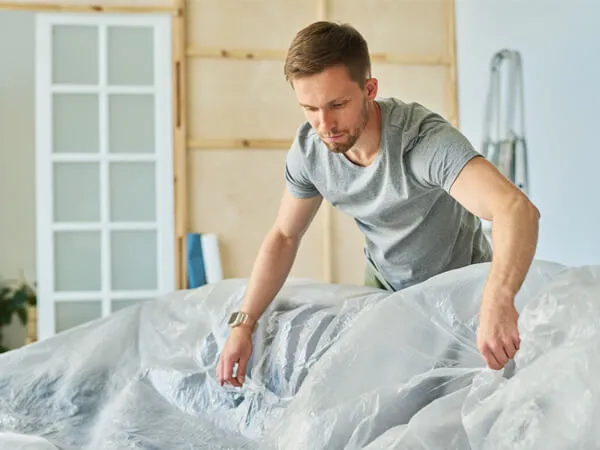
left=332, top=103, right=345, bottom=108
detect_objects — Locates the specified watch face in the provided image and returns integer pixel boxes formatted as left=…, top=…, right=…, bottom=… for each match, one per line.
left=228, top=312, right=239, bottom=326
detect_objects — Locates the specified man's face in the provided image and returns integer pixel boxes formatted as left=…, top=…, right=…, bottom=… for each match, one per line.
left=292, top=65, right=378, bottom=153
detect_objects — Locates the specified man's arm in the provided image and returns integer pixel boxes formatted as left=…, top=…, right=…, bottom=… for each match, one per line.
left=449, top=155, right=540, bottom=370
left=217, top=188, right=321, bottom=387
left=239, top=188, right=323, bottom=323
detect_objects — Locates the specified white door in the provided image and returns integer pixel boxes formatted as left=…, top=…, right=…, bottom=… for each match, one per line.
left=35, top=12, right=174, bottom=340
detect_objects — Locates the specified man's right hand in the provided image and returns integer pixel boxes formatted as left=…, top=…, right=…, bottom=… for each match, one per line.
left=214, top=189, right=322, bottom=388
left=216, top=327, right=253, bottom=387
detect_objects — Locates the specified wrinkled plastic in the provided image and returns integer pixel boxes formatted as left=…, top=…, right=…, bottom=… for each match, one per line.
left=1, top=260, right=600, bottom=449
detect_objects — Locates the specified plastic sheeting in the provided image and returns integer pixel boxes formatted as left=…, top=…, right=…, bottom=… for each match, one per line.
left=1, top=260, right=600, bottom=449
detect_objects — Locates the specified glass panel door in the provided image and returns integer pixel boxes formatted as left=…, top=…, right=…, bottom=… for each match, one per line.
left=35, top=13, right=174, bottom=340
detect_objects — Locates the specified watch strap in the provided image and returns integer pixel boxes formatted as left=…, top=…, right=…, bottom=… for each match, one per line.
left=228, top=311, right=257, bottom=332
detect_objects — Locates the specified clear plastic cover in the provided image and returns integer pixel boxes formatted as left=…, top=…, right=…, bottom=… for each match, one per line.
left=1, top=260, right=598, bottom=449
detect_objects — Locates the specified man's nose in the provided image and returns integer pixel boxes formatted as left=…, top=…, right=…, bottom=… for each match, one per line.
left=318, top=110, right=335, bottom=133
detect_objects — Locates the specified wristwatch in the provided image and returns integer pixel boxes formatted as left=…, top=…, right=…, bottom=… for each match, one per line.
left=228, top=311, right=257, bottom=332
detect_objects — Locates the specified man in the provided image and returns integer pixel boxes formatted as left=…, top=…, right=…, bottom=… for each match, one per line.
left=217, top=21, right=539, bottom=387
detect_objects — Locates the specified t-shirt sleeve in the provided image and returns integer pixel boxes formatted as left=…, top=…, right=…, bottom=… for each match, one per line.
left=405, top=116, right=482, bottom=193
left=284, top=136, right=321, bottom=199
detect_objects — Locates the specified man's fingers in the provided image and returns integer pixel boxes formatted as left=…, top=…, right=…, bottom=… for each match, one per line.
left=513, top=333, right=521, bottom=350
left=506, top=338, right=519, bottom=360
left=226, top=377, right=242, bottom=388
left=499, top=341, right=512, bottom=361
left=498, top=333, right=519, bottom=361
left=223, top=358, right=237, bottom=386
left=493, top=341, right=510, bottom=366
left=225, top=358, right=245, bottom=387
left=487, top=337, right=521, bottom=370
left=217, top=356, right=224, bottom=386
left=482, top=337, right=515, bottom=370
left=482, top=346, right=502, bottom=370
left=236, top=357, right=248, bottom=385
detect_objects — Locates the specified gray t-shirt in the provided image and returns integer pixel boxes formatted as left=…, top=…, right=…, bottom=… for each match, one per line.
left=284, top=97, right=493, bottom=291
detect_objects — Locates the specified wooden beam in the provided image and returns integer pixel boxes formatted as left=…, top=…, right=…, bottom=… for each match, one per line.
left=316, top=0, right=327, bottom=21
left=186, top=45, right=450, bottom=67
left=0, top=2, right=177, bottom=13
left=186, top=46, right=284, bottom=61
left=370, top=52, right=450, bottom=66
left=188, top=139, right=292, bottom=150
left=446, top=0, right=459, bottom=127
left=172, top=1, right=188, bottom=290
left=316, top=0, right=333, bottom=285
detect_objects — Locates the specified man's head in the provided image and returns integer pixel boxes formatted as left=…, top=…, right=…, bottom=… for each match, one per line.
left=284, top=21, right=378, bottom=153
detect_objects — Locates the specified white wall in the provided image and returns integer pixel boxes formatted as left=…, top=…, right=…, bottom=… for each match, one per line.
left=0, top=10, right=35, bottom=348
left=455, top=0, right=600, bottom=267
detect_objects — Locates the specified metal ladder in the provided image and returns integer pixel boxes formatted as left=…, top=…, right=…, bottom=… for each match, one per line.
left=481, top=49, right=530, bottom=196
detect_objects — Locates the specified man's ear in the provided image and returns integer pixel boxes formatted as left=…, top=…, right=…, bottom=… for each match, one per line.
left=365, top=78, right=378, bottom=100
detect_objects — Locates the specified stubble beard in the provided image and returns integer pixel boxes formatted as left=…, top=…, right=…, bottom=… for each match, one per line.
left=322, top=99, right=370, bottom=154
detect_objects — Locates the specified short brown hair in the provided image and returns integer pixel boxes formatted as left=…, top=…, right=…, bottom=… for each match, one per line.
left=284, top=21, right=371, bottom=88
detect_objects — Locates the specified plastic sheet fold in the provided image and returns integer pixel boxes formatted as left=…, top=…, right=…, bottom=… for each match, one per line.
left=1, top=260, right=599, bottom=449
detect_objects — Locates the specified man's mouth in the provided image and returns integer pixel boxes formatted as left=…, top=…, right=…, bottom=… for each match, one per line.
left=324, top=134, right=344, bottom=142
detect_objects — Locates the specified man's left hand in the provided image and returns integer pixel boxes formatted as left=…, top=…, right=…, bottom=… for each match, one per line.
left=476, top=296, right=521, bottom=370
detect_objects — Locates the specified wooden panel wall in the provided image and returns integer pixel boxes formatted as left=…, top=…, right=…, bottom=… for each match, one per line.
left=185, top=0, right=458, bottom=287
left=185, top=0, right=323, bottom=285
left=0, top=0, right=458, bottom=289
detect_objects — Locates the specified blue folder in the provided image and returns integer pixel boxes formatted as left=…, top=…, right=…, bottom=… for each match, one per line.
left=186, top=232, right=207, bottom=288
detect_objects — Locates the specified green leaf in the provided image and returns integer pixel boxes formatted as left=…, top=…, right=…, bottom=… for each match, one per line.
left=0, top=311, right=12, bottom=326
left=12, top=289, right=27, bottom=309
left=0, top=287, right=10, bottom=301
left=17, top=308, right=27, bottom=326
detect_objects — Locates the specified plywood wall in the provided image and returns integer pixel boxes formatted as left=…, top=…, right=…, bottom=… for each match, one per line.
left=0, top=0, right=456, bottom=288
left=185, top=0, right=456, bottom=287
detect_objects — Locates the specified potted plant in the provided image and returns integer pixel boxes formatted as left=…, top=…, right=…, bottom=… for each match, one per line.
left=0, top=276, right=37, bottom=353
